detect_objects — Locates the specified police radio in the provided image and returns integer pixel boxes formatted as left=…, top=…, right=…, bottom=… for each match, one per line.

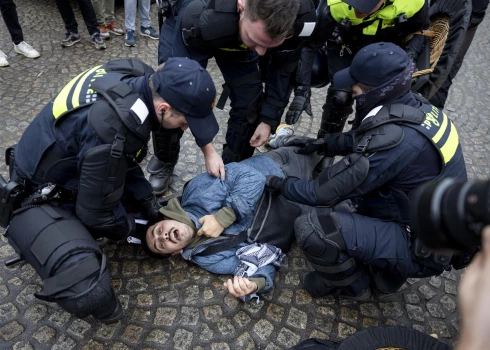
left=0, top=174, right=24, bottom=228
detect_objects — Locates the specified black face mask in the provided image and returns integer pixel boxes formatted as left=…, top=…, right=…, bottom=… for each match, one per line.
left=355, top=62, right=415, bottom=119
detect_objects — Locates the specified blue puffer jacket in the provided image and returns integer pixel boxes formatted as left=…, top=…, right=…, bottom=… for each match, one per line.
left=180, top=155, right=285, bottom=292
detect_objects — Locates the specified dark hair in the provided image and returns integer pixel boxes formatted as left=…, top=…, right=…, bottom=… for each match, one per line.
left=245, top=0, right=300, bottom=40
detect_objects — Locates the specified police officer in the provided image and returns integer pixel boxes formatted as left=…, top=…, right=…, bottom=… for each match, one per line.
left=148, top=0, right=319, bottom=194
left=6, top=57, right=219, bottom=322
left=286, top=0, right=430, bottom=136
left=265, top=43, right=468, bottom=299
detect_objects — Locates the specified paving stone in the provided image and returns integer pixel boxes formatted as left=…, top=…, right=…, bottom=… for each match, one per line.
left=440, top=295, right=457, bottom=313
left=200, top=324, right=214, bottom=341
left=314, top=317, right=334, bottom=333
left=429, top=321, right=451, bottom=338
left=173, top=329, right=193, bottom=350
left=0, top=321, right=24, bottom=341
left=234, top=332, right=255, bottom=350
left=158, top=290, right=179, bottom=303
left=154, top=307, right=177, bottom=326
left=310, top=330, right=329, bottom=340
left=95, top=323, right=118, bottom=340
left=224, top=294, right=239, bottom=309
left=0, top=285, right=9, bottom=300
left=277, top=327, right=301, bottom=348
left=412, top=324, right=426, bottom=333
left=286, top=307, right=308, bottom=330
left=277, top=289, right=294, bottom=304
left=126, top=278, right=148, bottom=292
left=12, top=341, right=33, bottom=350
left=217, top=318, right=235, bottom=336
left=180, top=306, right=200, bottom=325
left=136, top=293, right=153, bottom=306
left=32, top=326, right=56, bottom=344
left=295, top=289, right=313, bottom=304
left=210, top=343, right=230, bottom=350
left=340, top=308, right=358, bottom=324
left=121, top=324, right=144, bottom=344
left=131, top=309, right=152, bottom=322
left=444, top=281, right=458, bottom=296
left=362, top=318, right=379, bottom=328
left=267, top=303, right=286, bottom=321
left=427, top=303, right=446, bottom=319
left=318, top=306, right=336, bottom=317
left=67, top=319, right=92, bottom=338
left=404, top=293, right=420, bottom=304
left=338, top=323, right=357, bottom=339
left=243, top=299, right=264, bottom=314
left=0, top=302, right=19, bottom=320
left=429, top=276, right=442, bottom=288
left=360, top=303, right=379, bottom=317
left=52, top=334, right=76, bottom=350
left=234, top=311, right=251, bottom=328
left=253, top=319, right=274, bottom=340
left=380, top=302, right=403, bottom=318
left=418, top=285, right=437, bottom=300
left=81, top=340, right=104, bottom=350
left=24, top=304, right=47, bottom=323
left=15, top=285, right=42, bottom=305
left=48, top=310, right=72, bottom=327
left=406, top=304, right=425, bottom=322
left=203, top=305, right=223, bottom=320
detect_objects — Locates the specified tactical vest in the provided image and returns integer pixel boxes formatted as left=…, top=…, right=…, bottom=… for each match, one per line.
left=182, top=0, right=317, bottom=52
left=353, top=103, right=466, bottom=225
left=15, top=59, right=155, bottom=187
left=327, top=0, right=424, bottom=44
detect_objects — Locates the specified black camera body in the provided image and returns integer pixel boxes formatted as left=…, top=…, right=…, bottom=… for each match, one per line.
left=410, top=178, right=490, bottom=253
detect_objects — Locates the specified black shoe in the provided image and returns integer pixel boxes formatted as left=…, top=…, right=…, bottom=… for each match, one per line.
left=303, top=271, right=371, bottom=301
left=96, top=296, right=123, bottom=324
left=148, top=163, right=175, bottom=195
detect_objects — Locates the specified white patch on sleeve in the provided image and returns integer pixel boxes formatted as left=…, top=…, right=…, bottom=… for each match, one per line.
left=299, top=22, right=316, bottom=37
left=131, top=98, right=149, bottom=124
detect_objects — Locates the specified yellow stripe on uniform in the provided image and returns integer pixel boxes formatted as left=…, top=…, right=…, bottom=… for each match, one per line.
left=439, top=122, right=459, bottom=164
left=71, top=66, right=102, bottom=109
left=52, top=70, right=86, bottom=119
left=432, top=112, right=448, bottom=143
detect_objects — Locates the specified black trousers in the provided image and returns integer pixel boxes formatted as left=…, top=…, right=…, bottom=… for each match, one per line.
left=55, top=0, right=99, bottom=35
left=0, top=0, right=23, bottom=44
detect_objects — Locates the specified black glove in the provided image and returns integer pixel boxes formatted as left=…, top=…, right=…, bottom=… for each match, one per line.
left=295, top=138, right=325, bottom=155
left=285, top=86, right=313, bottom=125
left=140, top=194, right=163, bottom=223
left=265, top=175, right=284, bottom=195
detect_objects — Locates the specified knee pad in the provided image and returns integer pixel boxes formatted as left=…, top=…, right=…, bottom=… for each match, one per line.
left=294, top=210, right=344, bottom=265
left=151, top=127, right=183, bottom=164
left=5, top=204, right=120, bottom=321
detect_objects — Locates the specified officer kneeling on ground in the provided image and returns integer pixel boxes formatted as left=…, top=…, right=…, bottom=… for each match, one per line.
left=265, top=42, right=468, bottom=300
left=4, top=57, right=219, bottom=323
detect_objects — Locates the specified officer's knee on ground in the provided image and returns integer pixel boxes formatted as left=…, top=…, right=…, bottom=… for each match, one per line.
left=5, top=204, right=122, bottom=322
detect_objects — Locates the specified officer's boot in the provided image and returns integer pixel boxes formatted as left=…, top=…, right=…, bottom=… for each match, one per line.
left=313, top=87, right=354, bottom=177
left=147, top=128, right=184, bottom=195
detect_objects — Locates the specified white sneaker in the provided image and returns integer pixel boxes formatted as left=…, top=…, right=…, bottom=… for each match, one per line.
left=14, top=41, right=40, bottom=59
left=0, top=50, right=8, bottom=67
left=267, top=124, right=295, bottom=148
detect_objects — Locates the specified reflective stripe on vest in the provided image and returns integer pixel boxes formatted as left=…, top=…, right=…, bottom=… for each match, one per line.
left=52, top=65, right=105, bottom=119
left=327, top=0, right=425, bottom=36
left=417, top=105, right=459, bottom=165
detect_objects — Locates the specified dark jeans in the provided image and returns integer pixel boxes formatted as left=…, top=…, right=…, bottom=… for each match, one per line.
left=55, top=0, right=99, bottom=35
left=0, top=0, right=23, bottom=44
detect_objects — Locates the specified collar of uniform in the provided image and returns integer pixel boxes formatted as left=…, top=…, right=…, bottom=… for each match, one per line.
left=362, top=105, right=383, bottom=122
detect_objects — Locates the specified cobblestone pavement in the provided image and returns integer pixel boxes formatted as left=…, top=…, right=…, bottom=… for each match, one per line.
left=0, top=1, right=489, bottom=349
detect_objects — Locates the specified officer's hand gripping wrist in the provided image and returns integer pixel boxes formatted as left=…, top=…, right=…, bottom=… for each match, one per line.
left=296, top=138, right=326, bottom=155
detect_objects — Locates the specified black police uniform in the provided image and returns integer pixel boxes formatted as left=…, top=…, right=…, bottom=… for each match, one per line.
left=294, top=0, right=430, bottom=136
left=149, top=0, right=318, bottom=194
left=274, top=96, right=468, bottom=298
left=6, top=58, right=159, bottom=322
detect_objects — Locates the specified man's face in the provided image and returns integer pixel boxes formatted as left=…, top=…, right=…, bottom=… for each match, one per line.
left=238, top=15, right=285, bottom=56
left=155, top=104, right=189, bottom=131
left=353, top=0, right=384, bottom=18
left=146, top=219, right=196, bottom=255
left=352, top=84, right=363, bottom=97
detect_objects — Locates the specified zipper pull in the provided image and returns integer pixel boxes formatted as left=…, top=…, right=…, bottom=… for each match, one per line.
left=345, top=45, right=352, bottom=55
left=340, top=45, right=345, bottom=57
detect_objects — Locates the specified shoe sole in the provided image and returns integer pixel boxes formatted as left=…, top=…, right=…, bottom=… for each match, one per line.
left=94, top=44, right=107, bottom=50
left=62, top=38, right=81, bottom=47
left=109, top=30, right=124, bottom=36
left=140, top=32, right=159, bottom=40
left=14, top=49, right=40, bottom=59
left=125, top=42, right=136, bottom=47
left=0, top=62, right=9, bottom=67
left=339, top=287, right=372, bottom=301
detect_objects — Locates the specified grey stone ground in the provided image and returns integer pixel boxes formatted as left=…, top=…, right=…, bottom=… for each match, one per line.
left=0, top=1, right=489, bottom=349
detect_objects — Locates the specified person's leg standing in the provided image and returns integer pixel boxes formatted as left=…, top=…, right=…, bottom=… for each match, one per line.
left=91, top=0, right=110, bottom=39
left=55, top=0, right=82, bottom=46
left=104, top=0, right=123, bottom=35
left=139, top=0, right=158, bottom=39
left=76, top=0, right=105, bottom=49
left=0, top=0, right=23, bottom=45
left=216, top=53, right=263, bottom=164
left=124, top=0, right=136, bottom=46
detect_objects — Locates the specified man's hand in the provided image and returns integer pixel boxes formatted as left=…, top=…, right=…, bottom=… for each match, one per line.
left=250, top=122, right=272, bottom=147
left=265, top=175, right=283, bottom=195
left=201, top=143, right=225, bottom=180
left=197, top=215, right=225, bottom=238
left=295, top=138, right=325, bottom=155
left=224, top=276, right=258, bottom=297
left=457, top=226, right=490, bottom=350
left=286, top=86, right=312, bottom=125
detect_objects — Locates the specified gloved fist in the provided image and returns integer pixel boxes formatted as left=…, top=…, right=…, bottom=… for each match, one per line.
left=295, top=138, right=325, bottom=155
left=140, top=194, right=163, bottom=223
left=265, top=175, right=284, bottom=195
left=286, top=86, right=312, bottom=125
